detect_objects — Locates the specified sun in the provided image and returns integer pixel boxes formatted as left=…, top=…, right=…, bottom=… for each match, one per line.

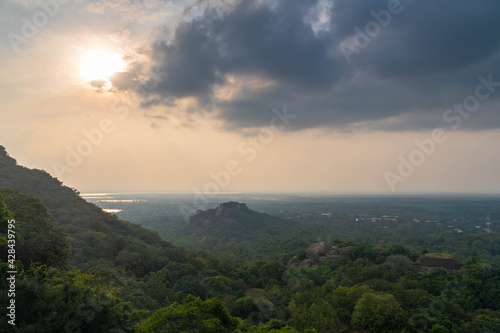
left=79, top=50, right=126, bottom=83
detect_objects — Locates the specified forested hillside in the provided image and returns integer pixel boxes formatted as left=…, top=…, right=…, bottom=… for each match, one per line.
left=0, top=146, right=186, bottom=276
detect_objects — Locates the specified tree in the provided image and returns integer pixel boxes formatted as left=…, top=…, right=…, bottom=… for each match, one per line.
left=351, top=293, right=408, bottom=333
left=0, top=263, right=134, bottom=333
left=233, top=296, right=257, bottom=319
left=253, top=324, right=318, bottom=332
left=289, top=298, right=339, bottom=333
left=136, top=295, right=240, bottom=333
left=428, top=324, right=448, bottom=333
left=1, top=188, right=70, bottom=268
left=385, top=255, right=416, bottom=273
left=329, top=285, right=375, bottom=323
left=456, top=315, right=500, bottom=333
left=260, top=260, right=286, bottom=285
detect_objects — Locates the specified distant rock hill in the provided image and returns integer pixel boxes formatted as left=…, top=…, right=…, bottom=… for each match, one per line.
left=180, top=201, right=308, bottom=259
left=191, top=202, right=260, bottom=226
left=189, top=201, right=298, bottom=237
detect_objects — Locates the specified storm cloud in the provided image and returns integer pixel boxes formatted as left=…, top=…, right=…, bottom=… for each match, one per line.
left=139, top=0, right=500, bottom=131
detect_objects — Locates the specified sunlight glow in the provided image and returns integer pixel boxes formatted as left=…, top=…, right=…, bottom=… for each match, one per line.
left=79, top=50, right=126, bottom=83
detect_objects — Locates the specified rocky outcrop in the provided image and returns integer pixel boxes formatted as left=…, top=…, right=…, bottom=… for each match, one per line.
left=299, top=259, right=313, bottom=268
left=319, top=256, right=340, bottom=263
left=329, top=246, right=340, bottom=255
left=215, top=202, right=249, bottom=219
left=306, top=242, right=330, bottom=258
left=416, top=253, right=463, bottom=275
left=288, top=243, right=352, bottom=268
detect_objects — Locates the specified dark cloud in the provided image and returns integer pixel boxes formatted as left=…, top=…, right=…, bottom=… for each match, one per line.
left=89, top=79, right=107, bottom=89
left=335, top=0, right=500, bottom=77
left=213, top=0, right=339, bottom=89
left=143, top=18, right=224, bottom=105
left=137, top=0, right=500, bottom=131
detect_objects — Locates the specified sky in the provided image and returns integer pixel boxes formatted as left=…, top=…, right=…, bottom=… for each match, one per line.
left=1, top=0, right=500, bottom=194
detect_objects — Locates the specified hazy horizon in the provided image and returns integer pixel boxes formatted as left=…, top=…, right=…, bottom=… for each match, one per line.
left=79, top=190, right=500, bottom=197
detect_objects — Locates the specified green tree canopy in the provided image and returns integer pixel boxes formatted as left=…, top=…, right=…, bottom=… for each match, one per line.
left=233, top=296, right=258, bottom=319
left=0, top=187, right=70, bottom=268
left=136, top=295, right=240, bottom=333
left=0, top=263, right=134, bottom=333
left=351, top=293, right=408, bottom=333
